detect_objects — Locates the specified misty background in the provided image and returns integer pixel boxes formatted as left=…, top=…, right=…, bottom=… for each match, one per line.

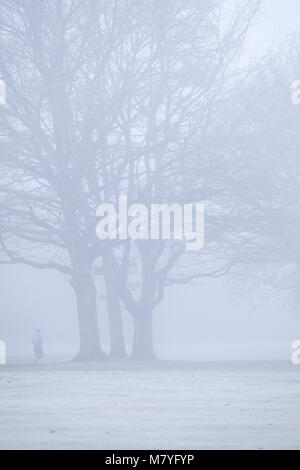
left=0, top=0, right=300, bottom=362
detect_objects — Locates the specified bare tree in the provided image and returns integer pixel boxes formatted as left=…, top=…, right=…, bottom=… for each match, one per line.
left=214, top=37, right=300, bottom=310
left=0, top=0, right=261, bottom=361
left=0, top=0, right=132, bottom=360
left=102, top=0, right=262, bottom=358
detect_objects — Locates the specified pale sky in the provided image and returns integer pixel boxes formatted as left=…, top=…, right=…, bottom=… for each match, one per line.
left=246, top=0, right=300, bottom=59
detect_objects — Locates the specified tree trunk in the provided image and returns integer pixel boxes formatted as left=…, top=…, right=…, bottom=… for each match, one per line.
left=106, top=292, right=127, bottom=359
left=131, top=307, right=154, bottom=360
left=72, top=273, right=106, bottom=362
left=103, top=252, right=127, bottom=359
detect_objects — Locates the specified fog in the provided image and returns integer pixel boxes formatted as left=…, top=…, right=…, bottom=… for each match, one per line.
left=1, top=0, right=300, bottom=450
left=0, top=0, right=300, bottom=362
left=1, top=264, right=299, bottom=361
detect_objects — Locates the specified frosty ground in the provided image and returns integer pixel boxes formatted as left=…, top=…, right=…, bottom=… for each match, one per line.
left=0, top=361, right=299, bottom=450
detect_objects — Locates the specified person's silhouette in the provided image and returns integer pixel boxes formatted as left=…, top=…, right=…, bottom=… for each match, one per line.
left=32, top=329, right=44, bottom=360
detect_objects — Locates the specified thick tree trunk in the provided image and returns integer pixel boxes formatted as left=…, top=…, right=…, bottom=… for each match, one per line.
left=103, top=252, right=127, bottom=359
left=131, top=307, right=155, bottom=360
left=106, top=292, right=127, bottom=359
left=72, top=274, right=106, bottom=362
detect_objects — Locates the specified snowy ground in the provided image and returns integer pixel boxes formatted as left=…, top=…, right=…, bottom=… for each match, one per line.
left=0, top=361, right=299, bottom=450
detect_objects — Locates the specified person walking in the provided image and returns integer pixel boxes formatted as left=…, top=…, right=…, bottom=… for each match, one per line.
left=32, top=329, right=44, bottom=361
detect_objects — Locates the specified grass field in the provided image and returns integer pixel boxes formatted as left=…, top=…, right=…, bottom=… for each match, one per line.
left=0, top=360, right=299, bottom=450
